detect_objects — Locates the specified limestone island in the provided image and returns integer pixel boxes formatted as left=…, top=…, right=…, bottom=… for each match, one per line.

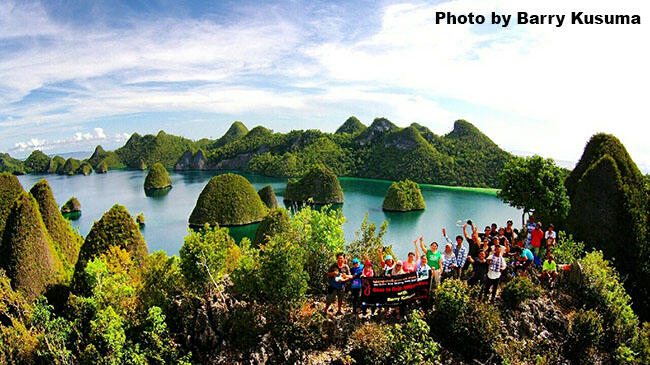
left=144, top=162, right=172, bottom=196
left=284, top=164, right=344, bottom=205
left=188, top=173, right=268, bottom=227
left=61, top=197, right=82, bottom=220
left=257, top=185, right=278, bottom=209
left=136, top=213, right=145, bottom=227
left=382, top=179, right=426, bottom=212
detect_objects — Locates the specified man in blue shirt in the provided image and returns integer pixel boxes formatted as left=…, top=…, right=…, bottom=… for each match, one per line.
left=512, top=246, right=534, bottom=277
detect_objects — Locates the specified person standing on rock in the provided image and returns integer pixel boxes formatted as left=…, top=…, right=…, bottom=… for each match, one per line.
left=377, top=247, right=395, bottom=276
left=350, top=258, right=364, bottom=314
left=324, top=253, right=352, bottom=316
left=443, top=227, right=467, bottom=279
left=419, top=237, right=442, bottom=286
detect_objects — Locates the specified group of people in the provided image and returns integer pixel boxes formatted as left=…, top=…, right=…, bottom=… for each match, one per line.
left=324, top=217, right=561, bottom=317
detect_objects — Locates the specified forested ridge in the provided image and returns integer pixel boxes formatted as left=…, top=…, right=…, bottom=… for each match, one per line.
left=1, top=118, right=512, bottom=188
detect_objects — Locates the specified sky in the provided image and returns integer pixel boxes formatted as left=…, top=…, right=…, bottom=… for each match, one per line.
left=1, top=0, right=649, bottom=170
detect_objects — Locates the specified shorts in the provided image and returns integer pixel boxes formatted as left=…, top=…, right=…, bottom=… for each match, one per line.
left=326, top=287, right=345, bottom=303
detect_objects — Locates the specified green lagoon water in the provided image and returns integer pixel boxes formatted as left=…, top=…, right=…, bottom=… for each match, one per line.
left=17, top=170, right=521, bottom=259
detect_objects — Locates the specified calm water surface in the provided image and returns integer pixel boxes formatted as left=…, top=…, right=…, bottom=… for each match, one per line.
left=18, top=171, right=521, bottom=259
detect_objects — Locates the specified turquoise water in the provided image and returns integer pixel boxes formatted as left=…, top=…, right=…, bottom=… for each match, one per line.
left=17, top=171, right=521, bottom=260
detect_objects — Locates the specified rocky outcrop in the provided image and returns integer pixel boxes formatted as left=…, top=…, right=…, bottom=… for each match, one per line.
left=175, top=149, right=209, bottom=170
left=284, top=164, right=344, bottom=205
left=501, top=296, right=569, bottom=343
left=354, top=117, right=398, bottom=146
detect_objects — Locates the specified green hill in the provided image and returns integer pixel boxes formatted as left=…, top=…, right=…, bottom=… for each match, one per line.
left=23, top=150, right=51, bottom=173
left=213, top=121, right=249, bottom=148
left=115, top=131, right=196, bottom=168
left=144, top=162, right=172, bottom=191
left=0, top=153, right=25, bottom=175
left=382, top=179, right=426, bottom=212
left=0, top=192, right=62, bottom=301
left=29, top=179, right=82, bottom=270
left=3, top=118, right=513, bottom=188
left=564, top=133, right=650, bottom=318
left=335, top=116, right=366, bottom=135
left=189, top=173, right=268, bottom=227
left=0, top=173, right=24, bottom=237
left=89, top=145, right=123, bottom=170
left=257, top=185, right=278, bottom=209
left=285, top=164, right=344, bottom=204
left=61, top=158, right=81, bottom=175
left=73, top=204, right=148, bottom=293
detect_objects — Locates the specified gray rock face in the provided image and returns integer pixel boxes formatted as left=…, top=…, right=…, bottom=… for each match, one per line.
left=175, top=150, right=209, bottom=170
left=383, top=137, right=418, bottom=150
left=501, top=296, right=569, bottom=342
left=355, top=118, right=397, bottom=146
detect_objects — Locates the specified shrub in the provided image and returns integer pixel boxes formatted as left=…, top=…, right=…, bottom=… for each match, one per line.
left=501, top=276, right=540, bottom=309
left=553, top=231, right=584, bottom=264
left=346, top=213, right=392, bottom=269
left=567, top=309, right=604, bottom=361
left=348, top=323, right=392, bottom=364
left=256, top=235, right=308, bottom=308
left=178, top=225, right=243, bottom=295
left=429, top=279, right=500, bottom=361
left=390, top=311, right=440, bottom=364
left=577, top=251, right=638, bottom=348
left=252, top=208, right=290, bottom=246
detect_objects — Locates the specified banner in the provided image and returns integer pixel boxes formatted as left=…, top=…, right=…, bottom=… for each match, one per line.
left=360, top=270, right=432, bottom=307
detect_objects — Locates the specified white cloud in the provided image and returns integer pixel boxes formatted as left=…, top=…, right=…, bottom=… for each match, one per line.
left=13, top=128, right=129, bottom=152
left=1, top=0, right=649, bottom=168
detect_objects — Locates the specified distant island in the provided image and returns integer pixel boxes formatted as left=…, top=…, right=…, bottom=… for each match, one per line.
left=0, top=118, right=512, bottom=188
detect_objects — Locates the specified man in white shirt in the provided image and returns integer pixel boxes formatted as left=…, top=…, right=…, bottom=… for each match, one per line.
left=482, top=245, right=506, bottom=303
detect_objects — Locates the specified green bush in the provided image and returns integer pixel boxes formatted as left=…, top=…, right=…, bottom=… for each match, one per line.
left=346, top=213, right=391, bottom=269
left=553, top=231, right=584, bottom=264
left=390, top=311, right=440, bottom=364
left=501, top=276, right=540, bottom=309
left=256, top=235, right=308, bottom=308
left=567, top=309, right=604, bottom=361
left=429, top=279, right=500, bottom=361
left=348, top=323, right=392, bottom=364
left=252, top=208, right=290, bottom=246
left=179, top=225, right=243, bottom=294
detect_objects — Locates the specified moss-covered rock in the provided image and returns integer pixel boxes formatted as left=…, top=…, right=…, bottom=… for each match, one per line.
left=89, top=145, right=123, bottom=170
left=144, top=163, right=172, bottom=191
left=189, top=173, right=268, bottom=227
left=138, top=158, right=147, bottom=170
left=257, top=185, right=278, bottom=209
left=79, top=161, right=93, bottom=176
left=252, top=208, right=291, bottom=246
left=61, top=158, right=81, bottom=175
left=284, top=164, right=344, bottom=205
left=29, top=180, right=82, bottom=269
left=23, top=150, right=51, bottom=173
left=0, top=192, right=62, bottom=301
left=564, top=133, right=650, bottom=317
left=61, top=197, right=82, bottom=220
left=96, top=160, right=108, bottom=174
left=72, top=204, right=148, bottom=293
left=382, top=179, right=426, bottom=212
left=0, top=173, right=24, bottom=238
left=47, top=156, right=65, bottom=174
left=136, top=213, right=145, bottom=227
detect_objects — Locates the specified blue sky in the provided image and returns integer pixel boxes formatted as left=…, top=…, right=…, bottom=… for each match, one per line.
left=1, top=0, right=649, bottom=170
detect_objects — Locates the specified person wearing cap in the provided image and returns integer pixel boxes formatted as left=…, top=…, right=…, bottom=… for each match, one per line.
left=377, top=247, right=395, bottom=276
left=482, top=244, right=506, bottom=303
left=324, top=252, right=352, bottom=316
left=349, top=258, right=364, bottom=314
left=360, top=261, right=376, bottom=316
left=512, top=246, right=534, bottom=277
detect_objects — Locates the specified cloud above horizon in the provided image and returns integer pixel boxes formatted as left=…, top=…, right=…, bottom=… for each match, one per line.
left=12, top=127, right=130, bottom=152
left=1, top=0, right=649, bottom=169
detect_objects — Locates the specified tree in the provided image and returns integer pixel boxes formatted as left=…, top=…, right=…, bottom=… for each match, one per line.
left=498, top=155, right=570, bottom=226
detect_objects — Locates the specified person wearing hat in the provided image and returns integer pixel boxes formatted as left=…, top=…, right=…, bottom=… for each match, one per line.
left=349, top=258, right=364, bottom=314
left=377, top=247, right=395, bottom=276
